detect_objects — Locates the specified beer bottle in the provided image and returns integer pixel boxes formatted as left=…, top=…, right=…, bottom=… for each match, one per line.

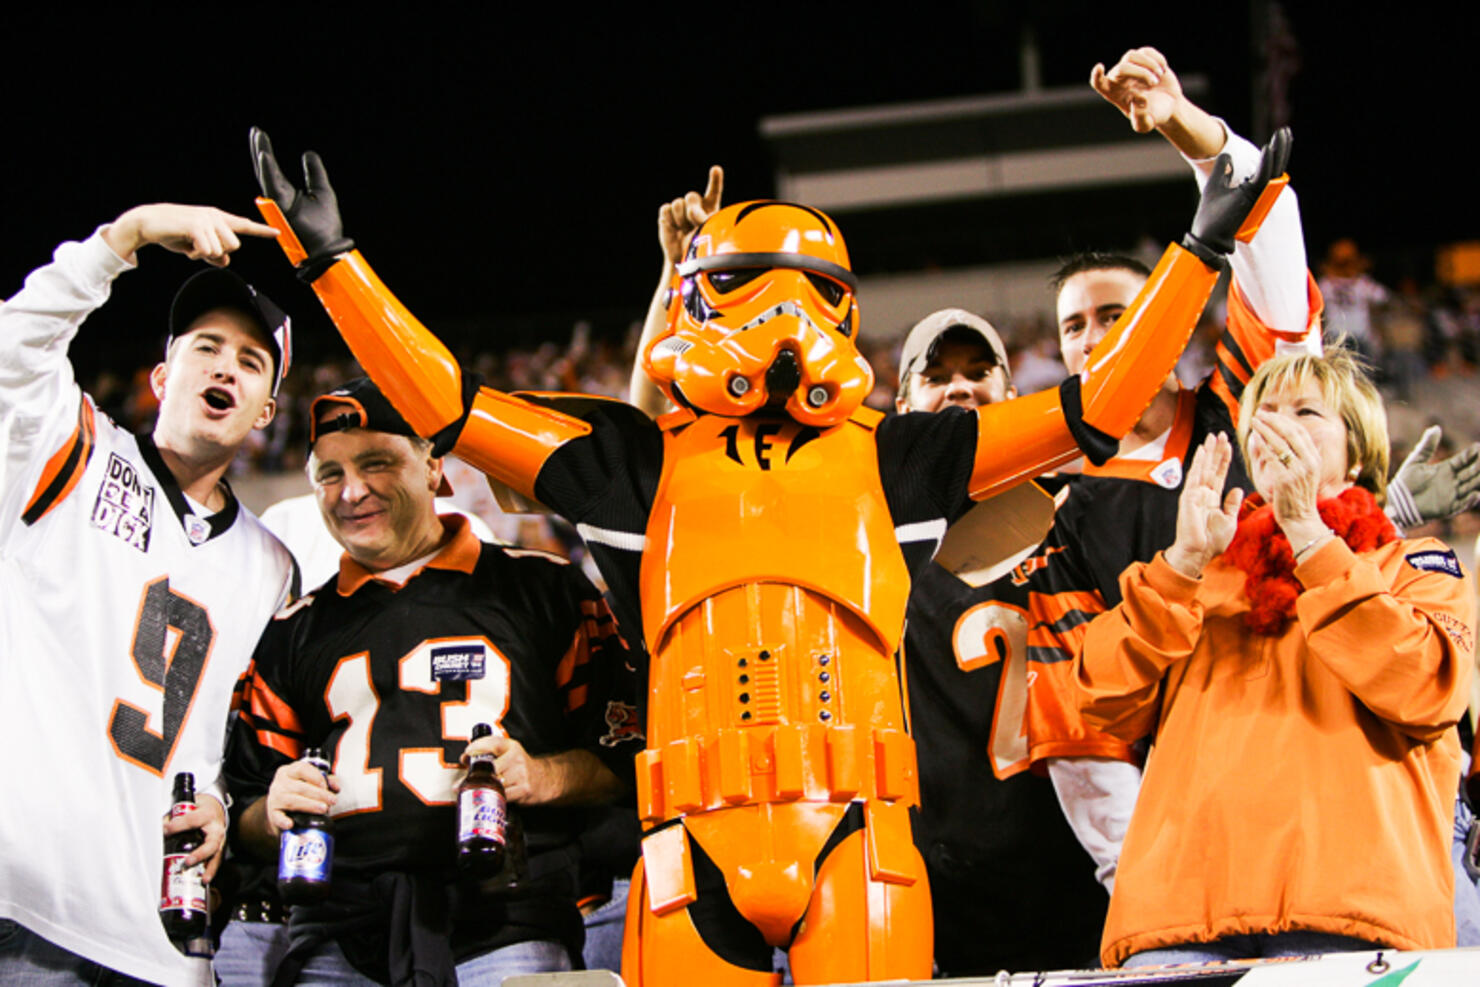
left=458, top=723, right=510, bottom=877
left=278, top=748, right=334, bottom=903
left=159, top=772, right=208, bottom=945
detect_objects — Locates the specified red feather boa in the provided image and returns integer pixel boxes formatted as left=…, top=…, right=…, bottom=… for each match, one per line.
left=1221, top=486, right=1396, bottom=635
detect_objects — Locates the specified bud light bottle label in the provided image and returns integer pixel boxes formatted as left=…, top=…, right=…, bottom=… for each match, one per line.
left=160, top=854, right=207, bottom=912
left=458, top=787, right=508, bottom=843
left=279, top=829, right=334, bottom=884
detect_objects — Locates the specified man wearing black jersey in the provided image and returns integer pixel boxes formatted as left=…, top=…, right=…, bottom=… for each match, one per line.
left=895, top=310, right=1108, bottom=974
left=1030, top=47, right=1480, bottom=897
left=1020, top=45, right=1324, bottom=895
left=225, top=378, right=642, bottom=985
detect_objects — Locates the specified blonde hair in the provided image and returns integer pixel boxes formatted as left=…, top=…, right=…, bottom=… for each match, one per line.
left=1236, top=345, right=1390, bottom=504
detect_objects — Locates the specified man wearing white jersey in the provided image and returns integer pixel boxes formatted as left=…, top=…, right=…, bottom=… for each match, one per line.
left=0, top=203, right=296, bottom=985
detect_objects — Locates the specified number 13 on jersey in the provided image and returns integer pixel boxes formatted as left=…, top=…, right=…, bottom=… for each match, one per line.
left=325, top=636, right=512, bottom=815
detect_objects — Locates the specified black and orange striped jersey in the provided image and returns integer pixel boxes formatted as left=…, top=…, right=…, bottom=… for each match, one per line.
left=903, top=560, right=1106, bottom=974
left=225, top=516, right=642, bottom=893
left=1025, top=276, right=1323, bottom=764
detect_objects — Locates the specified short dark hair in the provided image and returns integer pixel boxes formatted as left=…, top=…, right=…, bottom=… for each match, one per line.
left=1048, top=253, right=1152, bottom=294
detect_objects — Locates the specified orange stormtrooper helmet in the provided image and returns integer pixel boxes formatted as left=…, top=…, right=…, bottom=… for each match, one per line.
left=644, top=201, right=874, bottom=426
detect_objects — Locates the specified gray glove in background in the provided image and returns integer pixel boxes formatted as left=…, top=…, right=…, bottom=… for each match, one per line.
left=1386, top=425, right=1480, bottom=529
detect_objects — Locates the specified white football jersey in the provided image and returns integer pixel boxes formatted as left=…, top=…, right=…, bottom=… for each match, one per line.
left=0, top=233, right=295, bottom=986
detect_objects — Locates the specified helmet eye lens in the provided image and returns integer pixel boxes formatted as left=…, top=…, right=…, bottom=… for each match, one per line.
left=706, top=268, right=765, bottom=294
left=805, top=272, right=846, bottom=306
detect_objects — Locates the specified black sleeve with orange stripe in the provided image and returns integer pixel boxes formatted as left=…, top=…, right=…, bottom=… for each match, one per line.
left=551, top=565, right=644, bottom=787
left=224, top=619, right=308, bottom=839
left=1023, top=523, right=1140, bottom=768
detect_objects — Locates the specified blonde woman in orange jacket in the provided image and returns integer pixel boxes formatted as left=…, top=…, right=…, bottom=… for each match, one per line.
left=1074, top=347, right=1475, bottom=968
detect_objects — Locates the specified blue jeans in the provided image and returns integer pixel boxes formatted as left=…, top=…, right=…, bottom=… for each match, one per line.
left=293, top=936, right=570, bottom=985
left=1124, top=930, right=1380, bottom=967
left=1453, top=759, right=1480, bottom=946
left=581, top=877, right=629, bottom=973
left=214, top=920, right=292, bottom=987
left=0, top=920, right=157, bottom=987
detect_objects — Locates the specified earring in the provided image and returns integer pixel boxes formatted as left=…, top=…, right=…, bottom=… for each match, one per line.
left=1348, top=464, right=1361, bottom=480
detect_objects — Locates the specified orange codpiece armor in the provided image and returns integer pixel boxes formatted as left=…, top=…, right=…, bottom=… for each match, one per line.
left=257, top=193, right=1237, bottom=984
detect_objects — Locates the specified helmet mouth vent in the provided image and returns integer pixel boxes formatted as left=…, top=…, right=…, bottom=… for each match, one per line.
left=764, top=349, right=802, bottom=401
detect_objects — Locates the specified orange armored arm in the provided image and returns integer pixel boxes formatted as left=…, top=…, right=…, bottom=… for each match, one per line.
left=969, top=244, right=1217, bottom=500
left=968, top=128, right=1293, bottom=502
left=249, top=129, right=588, bottom=500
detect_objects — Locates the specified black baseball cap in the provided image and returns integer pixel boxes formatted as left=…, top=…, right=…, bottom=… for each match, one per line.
left=168, top=269, right=292, bottom=396
left=309, top=377, right=453, bottom=494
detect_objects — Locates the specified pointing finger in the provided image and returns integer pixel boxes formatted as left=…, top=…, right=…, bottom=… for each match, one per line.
left=225, top=214, right=283, bottom=239
left=701, top=165, right=724, bottom=214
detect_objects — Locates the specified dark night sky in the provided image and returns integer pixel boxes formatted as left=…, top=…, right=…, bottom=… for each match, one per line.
left=5, top=3, right=1475, bottom=378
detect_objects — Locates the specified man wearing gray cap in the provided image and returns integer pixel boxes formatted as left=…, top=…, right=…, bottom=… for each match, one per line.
left=895, top=308, right=1014, bottom=415
left=0, top=203, right=297, bottom=985
left=895, top=310, right=1109, bottom=975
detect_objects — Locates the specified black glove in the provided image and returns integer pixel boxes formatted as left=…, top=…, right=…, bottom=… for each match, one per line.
left=250, top=127, right=356, bottom=282
left=1182, top=127, right=1292, bottom=268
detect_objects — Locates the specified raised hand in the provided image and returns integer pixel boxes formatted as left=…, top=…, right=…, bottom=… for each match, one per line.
left=249, top=127, right=355, bottom=279
left=658, top=165, right=723, bottom=265
left=1184, top=127, right=1291, bottom=263
left=1091, top=46, right=1183, bottom=134
left=1165, top=433, right=1244, bottom=578
left=102, top=204, right=278, bottom=267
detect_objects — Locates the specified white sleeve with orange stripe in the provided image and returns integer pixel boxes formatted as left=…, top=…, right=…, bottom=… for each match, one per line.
left=0, top=231, right=134, bottom=546
left=1183, top=121, right=1316, bottom=342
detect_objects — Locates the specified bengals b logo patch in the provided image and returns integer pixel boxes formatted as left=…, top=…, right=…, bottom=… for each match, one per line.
left=600, top=700, right=643, bottom=747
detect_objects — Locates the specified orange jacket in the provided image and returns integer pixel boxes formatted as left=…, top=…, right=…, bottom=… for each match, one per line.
left=1074, top=536, right=1474, bottom=967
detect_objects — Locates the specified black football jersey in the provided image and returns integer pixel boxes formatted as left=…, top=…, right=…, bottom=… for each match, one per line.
left=227, top=524, right=642, bottom=880
left=905, top=561, right=1106, bottom=974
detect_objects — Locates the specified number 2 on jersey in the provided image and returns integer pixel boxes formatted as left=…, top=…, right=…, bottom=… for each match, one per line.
left=951, top=600, right=1031, bottom=779
left=327, top=637, right=512, bottom=814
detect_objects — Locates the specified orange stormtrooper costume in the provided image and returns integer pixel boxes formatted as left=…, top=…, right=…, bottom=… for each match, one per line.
left=248, top=128, right=1287, bottom=984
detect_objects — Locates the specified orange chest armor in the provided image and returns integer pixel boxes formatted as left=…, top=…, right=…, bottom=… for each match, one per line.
left=635, top=411, right=918, bottom=826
